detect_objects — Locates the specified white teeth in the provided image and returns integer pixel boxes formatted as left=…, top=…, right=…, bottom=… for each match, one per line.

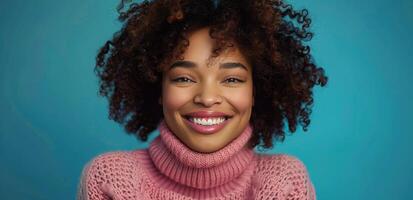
left=188, top=117, right=226, bottom=126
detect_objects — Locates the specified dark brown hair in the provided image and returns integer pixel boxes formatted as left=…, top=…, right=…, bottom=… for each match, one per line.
left=95, top=0, right=328, bottom=151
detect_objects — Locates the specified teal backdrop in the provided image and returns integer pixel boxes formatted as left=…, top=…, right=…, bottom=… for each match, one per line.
left=1, top=0, right=412, bottom=199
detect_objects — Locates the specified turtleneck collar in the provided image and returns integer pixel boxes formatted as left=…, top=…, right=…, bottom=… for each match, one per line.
left=148, top=119, right=255, bottom=189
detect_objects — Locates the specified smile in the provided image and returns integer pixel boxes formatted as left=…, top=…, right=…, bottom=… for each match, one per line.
left=182, top=116, right=232, bottom=135
left=188, top=117, right=227, bottom=125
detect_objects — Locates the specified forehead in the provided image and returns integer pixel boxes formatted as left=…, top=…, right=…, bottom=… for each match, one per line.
left=173, top=27, right=251, bottom=70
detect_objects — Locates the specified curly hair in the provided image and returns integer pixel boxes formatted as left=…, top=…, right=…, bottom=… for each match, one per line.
left=95, top=0, right=328, bottom=151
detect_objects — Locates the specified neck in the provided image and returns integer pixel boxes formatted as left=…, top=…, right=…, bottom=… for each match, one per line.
left=148, top=120, right=256, bottom=189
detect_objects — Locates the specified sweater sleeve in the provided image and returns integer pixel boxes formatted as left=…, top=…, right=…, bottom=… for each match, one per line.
left=76, top=151, right=144, bottom=200
left=76, top=158, right=110, bottom=200
left=254, top=154, right=316, bottom=200
left=284, top=155, right=316, bottom=200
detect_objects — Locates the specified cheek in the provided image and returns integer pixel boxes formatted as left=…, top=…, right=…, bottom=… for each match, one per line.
left=225, top=88, right=254, bottom=112
left=162, top=85, right=193, bottom=112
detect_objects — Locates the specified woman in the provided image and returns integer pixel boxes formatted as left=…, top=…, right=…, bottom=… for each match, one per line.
left=77, top=0, right=328, bottom=199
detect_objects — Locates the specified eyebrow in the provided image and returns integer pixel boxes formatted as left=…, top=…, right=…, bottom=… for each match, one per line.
left=168, top=60, right=249, bottom=71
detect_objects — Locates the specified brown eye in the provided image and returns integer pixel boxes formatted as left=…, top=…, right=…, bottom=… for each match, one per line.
left=224, top=77, right=244, bottom=84
left=172, top=77, right=194, bottom=83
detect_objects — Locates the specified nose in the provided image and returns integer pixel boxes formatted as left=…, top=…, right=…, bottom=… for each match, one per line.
left=193, top=82, right=223, bottom=107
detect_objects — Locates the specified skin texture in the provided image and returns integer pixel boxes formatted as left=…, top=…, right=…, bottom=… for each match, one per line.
left=161, top=27, right=254, bottom=153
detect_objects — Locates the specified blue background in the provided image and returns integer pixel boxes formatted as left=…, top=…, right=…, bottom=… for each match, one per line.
left=1, top=0, right=412, bottom=199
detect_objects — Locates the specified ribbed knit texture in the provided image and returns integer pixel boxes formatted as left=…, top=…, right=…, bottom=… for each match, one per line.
left=77, top=120, right=316, bottom=199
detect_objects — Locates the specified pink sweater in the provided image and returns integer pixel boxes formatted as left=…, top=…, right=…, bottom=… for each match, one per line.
left=77, top=120, right=316, bottom=199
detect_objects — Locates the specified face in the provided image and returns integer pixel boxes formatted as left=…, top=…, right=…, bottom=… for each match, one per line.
left=161, top=27, right=254, bottom=153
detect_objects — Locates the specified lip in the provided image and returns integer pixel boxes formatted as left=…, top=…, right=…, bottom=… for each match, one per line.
left=182, top=116, right=231, bottom=135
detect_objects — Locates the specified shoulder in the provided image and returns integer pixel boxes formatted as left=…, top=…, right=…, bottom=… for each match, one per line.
left=80, top=149, right=147, bottom=180
left=80, top=151, right=138, bottom=178
left=253, top=153, right=316, bottom=199
left=256, top=153, right=309, bottom=173
left=78, top=150, right=138, bottom=184
left=84, top=150, right=140, bottom=168
left=254, top=153, right=311, bottom=182
left=77, top=150, right=146, bottom=200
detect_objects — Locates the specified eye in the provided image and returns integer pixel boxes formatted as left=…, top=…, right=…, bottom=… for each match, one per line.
left=224, top=77, right=245, bottom=84
left=172, top=77, right=194, bottom=83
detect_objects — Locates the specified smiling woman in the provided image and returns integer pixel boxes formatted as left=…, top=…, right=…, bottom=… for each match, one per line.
left=161, top=27, right=254, bottom=153
left=77, top=0, right=327, bottom=199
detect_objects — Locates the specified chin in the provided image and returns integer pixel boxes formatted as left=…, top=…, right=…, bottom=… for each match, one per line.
left=186, top=136, right=224, bottom=153
left=192, top=145, right=222, bottom=153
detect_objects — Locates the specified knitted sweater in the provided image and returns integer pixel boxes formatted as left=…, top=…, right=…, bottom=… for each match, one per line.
left=77, top=120, right=316, bottom=200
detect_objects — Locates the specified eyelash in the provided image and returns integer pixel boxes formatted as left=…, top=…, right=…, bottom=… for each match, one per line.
left=172, top=77, right=245, bottom=84
left=224, top=77, right=245, bottom=83
left=172, top=77, right=194, bottom=83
